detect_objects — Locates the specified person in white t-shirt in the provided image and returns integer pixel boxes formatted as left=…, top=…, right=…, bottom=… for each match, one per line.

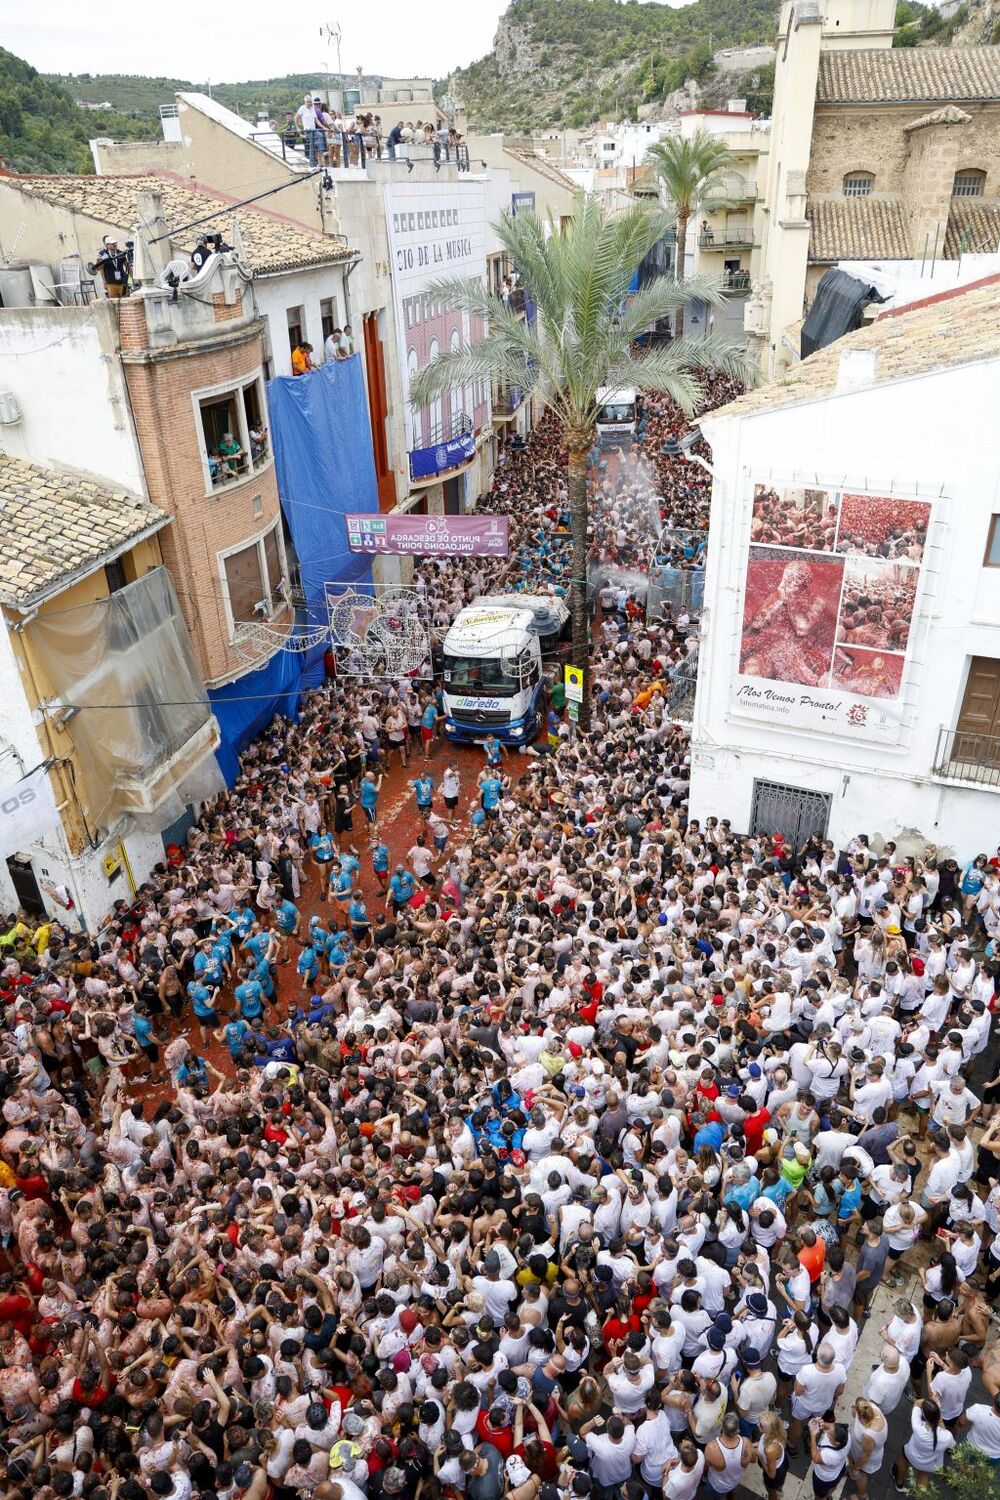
left=789, top=1344, right=846, bottom=1451
left=965, top=1394, right=1000, bottom=1460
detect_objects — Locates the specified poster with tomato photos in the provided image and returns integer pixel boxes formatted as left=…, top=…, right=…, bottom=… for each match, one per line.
left=731, top=483, right=933, bottom=745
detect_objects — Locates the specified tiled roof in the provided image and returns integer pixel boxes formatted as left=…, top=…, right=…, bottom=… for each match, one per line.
left=503, top=146, right=579, bottom=194
left=807, top=198, right=910, bottom=262
left=945, top=200, right=1000, bottom=258
left=0, top=455, right=169, bottom=606
left=704, top=275, right=1000, bottom=421
left=817, top=46, right=1000, bottom=104
left=11, top=173, right=354, bottom=273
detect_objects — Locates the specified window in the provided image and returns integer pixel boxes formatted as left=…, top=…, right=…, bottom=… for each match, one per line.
left=953, top=169, right=986, bottom=198
left=286, top=305, right=304, bottom=351
left=985, top=514, right=1000, bottom=567
left=105, top=558, right=128, bottom=594
left=320, top=296, right=340, bottom=341
left=843, top=172, right=874, bottom=198
left=194, top=372, right=269, bottom=492
left=220, top=522, right=288, bottom=639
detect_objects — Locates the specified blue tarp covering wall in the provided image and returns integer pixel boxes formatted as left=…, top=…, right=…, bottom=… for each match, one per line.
left=208, top=358, right=381, bottom=782
left=209, top=643, right=303, bottom=784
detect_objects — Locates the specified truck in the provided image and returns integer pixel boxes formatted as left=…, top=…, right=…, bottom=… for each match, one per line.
left=441, top=594, right=570, bottom=745
left=595, top=386, right=639, bottom=445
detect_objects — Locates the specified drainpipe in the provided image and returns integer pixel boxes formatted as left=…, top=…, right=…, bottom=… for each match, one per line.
left=342, top=254, right=361, bottom=326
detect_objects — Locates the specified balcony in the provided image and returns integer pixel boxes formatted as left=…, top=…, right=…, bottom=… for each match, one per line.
left=933, top=727, right=1000, bottom=789
left=493, top=385, right=526, bottom=419
left=409, top=409, right=478, bottom=482
left=699, top=230, right=755, bottom=250
left=711, top=177, right=757, bottom=202
left=722, top=270, right=751, bottom=294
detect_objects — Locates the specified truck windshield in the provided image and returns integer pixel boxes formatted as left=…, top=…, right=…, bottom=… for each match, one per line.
left=443, top=655, right=520, bottom=697
left=598, top=402, right=635, bottom=424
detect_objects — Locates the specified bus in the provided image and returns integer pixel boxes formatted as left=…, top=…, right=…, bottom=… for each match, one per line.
left=595, top=387, right=638, bottom=445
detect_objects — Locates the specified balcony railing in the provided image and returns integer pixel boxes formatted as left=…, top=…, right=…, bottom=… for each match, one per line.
left=722, top=270, right=751, bottom=293
left=704, top=177, right=758, bottom=205
left=208, top=435, right=269, bottom=489
left=699, top=230, right=754, bottom=249
left=933, top=726, right=1000, bottom=788
left=493, top=385, right=525, bottom=417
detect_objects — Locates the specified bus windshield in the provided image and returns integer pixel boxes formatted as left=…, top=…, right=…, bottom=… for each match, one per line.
left=597, top=402, right=635, bottom=424
left=443, top=655, right=520, bottom=697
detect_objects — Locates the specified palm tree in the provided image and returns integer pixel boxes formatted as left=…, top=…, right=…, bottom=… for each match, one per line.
left=646, top=130, right=741, bottom=338
left=409, top=195, right=751, bottom=731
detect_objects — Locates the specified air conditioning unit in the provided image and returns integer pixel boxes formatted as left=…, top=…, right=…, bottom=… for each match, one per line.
left=0, top=391, right=22, bottom=425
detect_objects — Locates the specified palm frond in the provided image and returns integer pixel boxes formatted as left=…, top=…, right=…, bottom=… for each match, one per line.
left=409, top=342, right=538, bottom=410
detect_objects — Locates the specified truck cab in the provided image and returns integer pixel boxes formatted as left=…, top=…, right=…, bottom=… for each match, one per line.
left=441, top=595, right=568, bottom=745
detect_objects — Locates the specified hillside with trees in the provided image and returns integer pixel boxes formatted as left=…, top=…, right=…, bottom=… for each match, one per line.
left=446, top=0, right=779, bottom=131
left=0, top=49, right=158, bottom=174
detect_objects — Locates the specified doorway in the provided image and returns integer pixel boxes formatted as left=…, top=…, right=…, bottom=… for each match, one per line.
left=6, top=853, right=46, bottom=916
left=443, top=476, right=463, bottom=515
left=750, top=778, right=831, bottom=847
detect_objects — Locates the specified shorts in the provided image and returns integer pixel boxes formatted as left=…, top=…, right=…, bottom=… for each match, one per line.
left=482, top=803, right=499, bottom=819
left=351, top=924, right=369, bottom=942
left=195, top=1009, right=219, bottom=1027
left=765, top=1455, right=789, bottom=1494
left=444, top=795, right=458, bottom=810
left=362, top=805, right=376, bottom=824
left=421, top=726, right=434, bottom=742
left=812, top=1472, right=844, bottom=1499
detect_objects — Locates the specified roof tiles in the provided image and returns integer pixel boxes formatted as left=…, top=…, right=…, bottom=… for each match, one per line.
left=807, top=198, right=911, bottom=262
left=705, top=276, right=1000, bottom=421
left=817, top=46, right=1000, bottom=104
left=0, top=454, right=168, bottom=606
left=11, top=173, right=354, bottom=274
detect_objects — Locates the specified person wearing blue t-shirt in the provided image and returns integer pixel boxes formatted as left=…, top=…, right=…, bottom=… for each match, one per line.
left=330, top=858, right=354, bottom=903
left=479, top=771, right=503, bottom=819
left=252, top=953, right=275, bottom=1001
left=234, top=974, right=265, bottom=1023
left=483, top=734, right=506, bottom=768
left=132, top=1006, right=158, bottom=1067
left=243, top=928, right=274, bottom=965
left=221, top=1016, right=251, bottom=1060
left=359, top=771, right=383, bottom=827
left=310, top=830, right=335, bottom=870
left=233, top=905, right=255, bottom=939
left=420, top=700, right=438, bottom=760
left=297, top=943, right=319, bottom=988
left=412, top=773, right=434, bottom=817
left=372, top=841, right=390, bottom=892
left=348, top=894, right=370, bottom=946
left=388, top=866, right=417, bottom=913
left=188, top=979, right=219, bottom=1043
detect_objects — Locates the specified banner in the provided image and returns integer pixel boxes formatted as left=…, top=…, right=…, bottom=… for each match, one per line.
left=732, top=483, right=932, bottom=745
left=345, top=513, right=509, bottom=557
left=0, top=764, right=61, bottom=849
left=409, top=431, right=477, bottom=480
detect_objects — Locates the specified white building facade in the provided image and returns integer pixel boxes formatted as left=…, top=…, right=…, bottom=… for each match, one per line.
left=690, top=277, right=1000, bottom=857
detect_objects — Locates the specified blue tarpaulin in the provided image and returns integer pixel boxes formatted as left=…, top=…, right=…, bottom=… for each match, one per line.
left=208, top=359, right=381, bottom=784
left=209, top=642, right=303, bottom=784
left=268, top=356, right=380, bottom=676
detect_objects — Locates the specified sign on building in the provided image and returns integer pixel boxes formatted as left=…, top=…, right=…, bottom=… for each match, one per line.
left=345, top=513, right=509, bottom=557
left=731, top=482, right=933, bottom=745
left=511, top=191, right=536, bottom=215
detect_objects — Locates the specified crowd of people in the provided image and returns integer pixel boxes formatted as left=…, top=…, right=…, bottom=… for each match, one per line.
left=1, top=378, right=998, bottom=1500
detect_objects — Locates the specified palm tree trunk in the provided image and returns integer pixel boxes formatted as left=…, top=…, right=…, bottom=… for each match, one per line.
left=567, top=436, right=591, bottom=733
left=674, top=209, right=689, bottom=340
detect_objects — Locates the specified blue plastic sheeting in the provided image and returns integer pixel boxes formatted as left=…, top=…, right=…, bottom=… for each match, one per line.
left=267, top=358, right=380, bottom=668
left=209, top=643, right=304, bottom=784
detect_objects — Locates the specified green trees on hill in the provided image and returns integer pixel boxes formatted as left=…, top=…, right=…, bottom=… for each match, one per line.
left=0, top=49, right=157, bottom=174
left=451, top=0, right=779, bottom=131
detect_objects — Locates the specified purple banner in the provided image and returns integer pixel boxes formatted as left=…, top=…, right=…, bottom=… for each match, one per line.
left=345, top=513, right=509, bottom=557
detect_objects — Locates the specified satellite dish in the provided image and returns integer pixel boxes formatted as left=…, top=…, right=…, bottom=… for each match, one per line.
left=158, top=258, right=193, bottom=289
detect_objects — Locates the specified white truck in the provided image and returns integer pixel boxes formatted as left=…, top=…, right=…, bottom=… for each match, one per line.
left=441, top=594, right=570, bottom=745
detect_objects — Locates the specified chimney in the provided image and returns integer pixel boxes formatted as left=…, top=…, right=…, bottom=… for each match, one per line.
left=135, top=190, right=174, bottom=278
left=835, top=347, right=878, bottom=393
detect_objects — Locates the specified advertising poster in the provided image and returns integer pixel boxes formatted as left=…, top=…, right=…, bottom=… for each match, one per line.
left=732, top=483, right=932, bottom=744
left=345, top=513, right=509, bottom=557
